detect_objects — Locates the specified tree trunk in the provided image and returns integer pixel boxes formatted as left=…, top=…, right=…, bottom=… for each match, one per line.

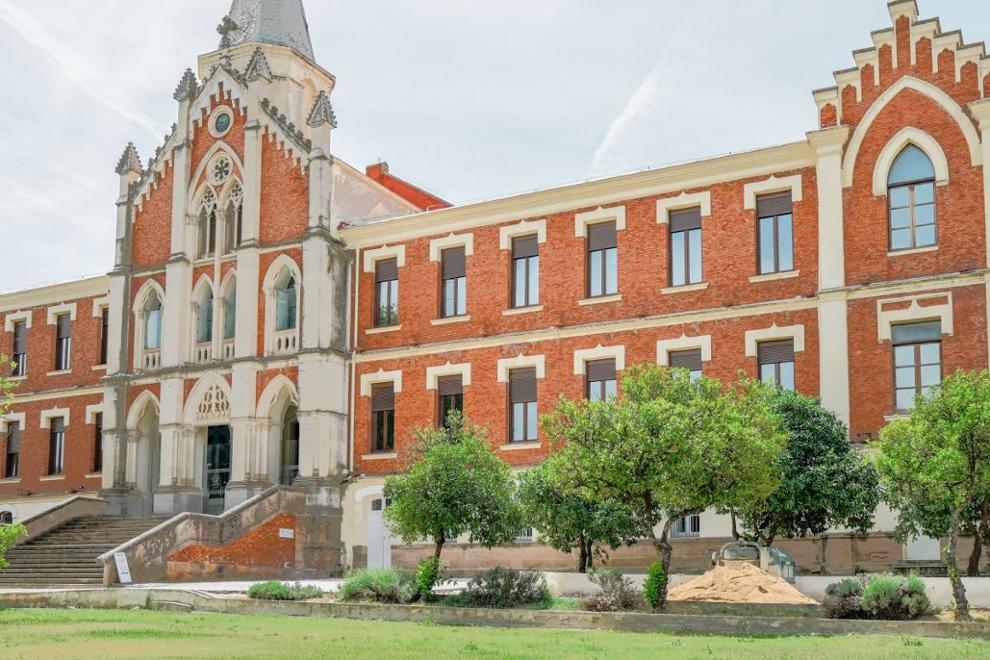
left=946, top=508, right=971, bottom=621
left=577, top=535, right=588, bottom=573
left=655, top=518, right=676, bottom=610
left=730, top=510, right=741, bottom=541
left=967, top=534, right=982, bottom=578
left=433, top=539, right=444, bottom=562
left=585, top=539, right=595, bottom=570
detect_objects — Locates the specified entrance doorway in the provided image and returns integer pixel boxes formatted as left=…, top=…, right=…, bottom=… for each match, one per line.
left=205, top=425, right=231, bottom=514
left=280, top=406, right=300, bottom=486
left=367, top=498, right=392, bottom=569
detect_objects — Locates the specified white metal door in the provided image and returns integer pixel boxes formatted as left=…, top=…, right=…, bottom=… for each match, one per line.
left=367, top=498, right=391, bottom=569
left=905, top=534, right=941, bottom=561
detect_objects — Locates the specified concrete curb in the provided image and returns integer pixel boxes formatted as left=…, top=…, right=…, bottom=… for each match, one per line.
left=1, top=589, right=989, bottom=640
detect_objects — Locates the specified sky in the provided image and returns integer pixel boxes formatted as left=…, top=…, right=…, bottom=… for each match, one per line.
left=0, top=0, right=988, bottom=291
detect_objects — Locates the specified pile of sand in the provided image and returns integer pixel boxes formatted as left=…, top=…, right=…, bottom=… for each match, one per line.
left=667, top=562, right=818, bottom=605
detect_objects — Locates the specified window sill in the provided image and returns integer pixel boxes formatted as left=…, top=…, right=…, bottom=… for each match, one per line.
left=431, top=315, right=471, bottom=326
left=8, top=375, right=26, bottom=382
left=502, top=305, right=544, bottom=317
left=40, top=475, right=65, bottom=482
left=45, top=370, right=72, bottom=377
left=361, top=452, right=398, bottom=461
left=0, top=477, right=20, bottom=484
left=500, top=441, right=542, bottom=452
left=85, top=472, right=103, bottom=479
left=91, top=365, right=107, bottom=372
left=366, top=325, right=402, bottom=335
left=749, top=270, right=800, bottom=283
left=660, top=282, right=709, bottom=295
left=888, top=245, right=938, bottom=257
left=884, top=413, right=910, bottom=422
left=578, top=294, right=621, bottom=306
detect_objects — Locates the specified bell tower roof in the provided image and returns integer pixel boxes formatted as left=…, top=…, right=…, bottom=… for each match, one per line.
left=219, top=0, right=315, bottom=62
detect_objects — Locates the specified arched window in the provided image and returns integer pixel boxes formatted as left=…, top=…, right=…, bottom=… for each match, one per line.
left=281, top=406, right=300, bottom=486
left=888, top=145, right=936, bottom=251
left=224, top=182, right=243, bottom=254
left=198, top=189, right=218, bottom=258
left=144, top=293, right=163, bottom=351
left=195, top=285, right=213, bottom=344
left=223, top=279, right=237, bottom=341
left=275, top=274, right=297, bottom=332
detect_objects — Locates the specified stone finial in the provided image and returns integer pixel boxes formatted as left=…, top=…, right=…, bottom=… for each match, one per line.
left=217, top=15, right=240, bottom=49
left=306, top=91, right=337, bottom=129
left=173, top=68, right=199, bottom=102
left=115, top=142, right=143, bottom=176
left=244, top=47, right=273, bottom=82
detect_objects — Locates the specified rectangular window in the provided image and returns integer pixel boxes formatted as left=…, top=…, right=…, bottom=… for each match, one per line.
left=11, top=320, right=27, bottom=377
left=758, top=339, right=795, bottom=391
left=370, top=383, right=395, bottom=453
left=669, top=208, right=703, bottom=287
left=757, top=193, right=794, bottom=275
left=48, top=417, right=65, bottom=476
left=511, top=235, right=540, bottom=308
left=98, top=308, right=109, bottom=366
left=4, top=422, right=19, bottom=479
left=889, top=181, right=936, bottom=251
left=672, top=514, right=701, bottom=538
left=93, top=413, right=103, bottom=473
left=668, top=349, right=703, bottom=382
left=585, top=359, right=617, bottom=402
left=374, top=258, right=399, bottom=327
left=437, top=375, right=464, bottom=429
left=509, top=367, right=538, bottom=443
left=892, top=321, right=942, bottom=411
left=440, top=247, right=467, bottom=318
left=587, top=221, right=618, bottom=297
left=55, top=314, right=72, bottom=371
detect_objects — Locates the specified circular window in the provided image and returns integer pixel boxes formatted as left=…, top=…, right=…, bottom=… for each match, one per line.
left=214, top=113, right=231, bottom=134
left=208, top=107, right=234, bottom=138
left=210, top=156, right=232, bottom=185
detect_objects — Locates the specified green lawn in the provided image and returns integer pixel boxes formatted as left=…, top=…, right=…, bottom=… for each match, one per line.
left=1, top=608, right=988, bottom=659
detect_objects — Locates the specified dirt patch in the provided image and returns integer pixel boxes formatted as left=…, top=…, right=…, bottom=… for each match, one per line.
left=668, top=563, right=818, bottom=605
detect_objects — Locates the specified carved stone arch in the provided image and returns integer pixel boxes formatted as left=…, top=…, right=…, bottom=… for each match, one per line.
left=262, top=253, right=302, bottom=294
left=262, top=254, right=302, bottom=355
left=871, top=127, right=950, bottom=196
left=187, top=141, right=245, bottom=207
left=842, top=76, right=981, bottom=188
left=184, top=372, right=233, bottom=427
left=256, top=375, right=299, bottom=421
left=132, top=279, right=166, bottom=315
left=219, top=268, right=238, bottom=297
left=126, top=390, right=161, bottom=431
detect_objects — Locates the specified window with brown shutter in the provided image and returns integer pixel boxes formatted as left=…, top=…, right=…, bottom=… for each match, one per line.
left=669, top=207, right=703, bottom=287
left=48, top=417, right=65, bottom=476
left=511, top=235, right=540, bottom=308
left=509, top=367, right=538, bottom=442
left=758, top=339, right=795, bottom=391
left=11, top=320, right=26, bottom=377
left=437, top=375, right=464, bottom=429
left=586, top=359, right=617, bottom=402
left=4, top=421, right=19, bottom=479
left=668, top=349, right=703, bottom=381
left=370, top=383, right=395, bottom=452
left=587, top=222, right=618, bottom=297
left=441, top=247, right=467, bottom=317
left=374, top=258, right=399, bottom=327
left=93, top=413, right=103, bottom=473
left=55, top=314, right=72, bottom=372
left=99, top=308, right=109, bottom=366
left=756, top=192, right=794, bottom=275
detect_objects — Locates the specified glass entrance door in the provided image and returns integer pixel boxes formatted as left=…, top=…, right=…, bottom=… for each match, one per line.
left=205, top=425, right=231, bottom=514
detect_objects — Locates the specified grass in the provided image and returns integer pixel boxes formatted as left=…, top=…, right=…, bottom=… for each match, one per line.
left=0, top=608, right=988, bottom=659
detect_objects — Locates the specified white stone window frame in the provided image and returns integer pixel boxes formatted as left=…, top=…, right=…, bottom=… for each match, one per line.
left=657, top=335, right=713, bottom=366
left=91, top=296, right=110, bottom=318
left=85, top=403, right=105, bottom=426
left=132, top=280, right=166, bottom=371
left=189, top=275, right=219, bottom=363
left=46, top=302, right=78, bottom=326
left=656, top=192, right=712, bottom=224
left=40, top=407, right=70, bottom=428
left=208, top=105, right=235, bottom=139
left=425, top=362, right=472, bottom=390
left=496, top=354, right=546, bottom=383
left=363, top=245, right=407, bottom=273
left=262, top=255, right=302, bottom=356
left=573, top=345, right=625, bottom=375
left=574, top=205, right=626, bottom=238
left=499, top=219, right=547, bottom=250
left=429, top=233, right=474, bottom=263
left=871, top=127, right=949, bottom=196
left=3, top=310, right=32, bottom=333
left=744, top=324, right=806, bottom=358
left=360, top=369, right=403, bottom=397
left=743, top=175, right=803, bottom=211
left=876, top=293, right=953, bottom=343
left=0, top=411, right=25, bottom=433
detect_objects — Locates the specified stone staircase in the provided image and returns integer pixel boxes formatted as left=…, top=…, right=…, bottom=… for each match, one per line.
left=0, top=516, right=170, bottom=587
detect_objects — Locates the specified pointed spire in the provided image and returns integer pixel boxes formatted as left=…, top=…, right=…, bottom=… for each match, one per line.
left=173, top=68, right=199, bottom=102
left=115, top=143, right=143, bottom=176
left=244, top=47, right=273, bottom=82
left=220, top=0, right=315, bottom=62
left=307, top=91, right=337, bottom=129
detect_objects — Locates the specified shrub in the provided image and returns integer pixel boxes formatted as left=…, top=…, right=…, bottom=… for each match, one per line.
left=415, top=556, right=445, bottom=601
left=0, top=523, right=26, bottom=570
left=581, top=568, right=642, bottom=612
left=246, top=581, right=324, bottom=601
left=643, top=560, right=666, bottom=610
left=823, top=577, right=865, bottom=619
left=450, top=568, right=550, bottom=609
left=860, top=573, right=931, bottom=621
left=339, top=569, right=417, bottom=604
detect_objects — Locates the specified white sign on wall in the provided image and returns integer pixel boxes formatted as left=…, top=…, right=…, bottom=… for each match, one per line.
left=113, top=552, right=133, bottom=584
left=279, top=528, right=295, bottom=539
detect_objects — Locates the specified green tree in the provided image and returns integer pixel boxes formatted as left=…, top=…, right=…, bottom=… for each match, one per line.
left=0, top=353, right=15, bottom=417
left=518, top=460, right=639, bottom=572
left=543, top=366, right=785, bottom=608
left=877, top=370, right=990, bottom=621
left=0, top=523, right=26, bottom=569
left=383, top=413, right=523, bottom=594
left=733, top=389, right=880, bottom=546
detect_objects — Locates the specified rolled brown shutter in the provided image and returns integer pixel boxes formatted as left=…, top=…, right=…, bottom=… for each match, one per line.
left=13, top=322, right=26, bottom=354
left=668, top=349, right=702, bottom=372
left=7, top=423, right=19, bottom=452
left=512, top=235, right=539, bottom=259
left=437, top=375, right=463, bottom=397
left=509, top=367, right=537, bottom=403
left=756, top=192, right=792, bottom=218
left=669, top=207, right=702, bottom=232
left=371, top=383, right=395, bottom=412
left=375, top=257, right=398, bottom=282
left=758, top=340, right=795, bottom=365
left=585, top=359, right=616, bottom=382
left=442, top=247, right=466, bottom=279
left=57, top=314, right=72, bottom=340
left=587, top=221, right=617, bottom=250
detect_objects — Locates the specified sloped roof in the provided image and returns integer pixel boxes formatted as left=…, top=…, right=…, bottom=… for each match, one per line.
left=221, top=0, right=315, bottom=61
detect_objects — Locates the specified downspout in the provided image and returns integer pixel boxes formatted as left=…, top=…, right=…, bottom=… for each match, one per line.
left=348, top=244, right=360, bottom=474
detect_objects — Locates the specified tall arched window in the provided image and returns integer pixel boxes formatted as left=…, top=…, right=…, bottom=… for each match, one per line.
left=275, top=274, right=297, bottom=332
left=144, top=293, right=162, bottom=351
left=223, top=279, right=237, bottom=341
left=198, top=189, right=218, bottom=258
left=888, top=145, right=936, bottom=251
left=224, top=182, right=243, bottom=254
left=195, top=285, right=214, bottom=344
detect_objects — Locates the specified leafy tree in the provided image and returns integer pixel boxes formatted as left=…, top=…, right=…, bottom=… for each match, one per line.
left=0, top=523, right=26, bottom=570
left=383, top=413, right=523, bottom=596
left=518, top=460, right=639, bottom=572
left=0, top=353, right=15, bottom=417
left=733, top=389, right=880, bottom=546
left=877, top=370, right=990, bottom=621
left=543, top=366, right=785, bottom=608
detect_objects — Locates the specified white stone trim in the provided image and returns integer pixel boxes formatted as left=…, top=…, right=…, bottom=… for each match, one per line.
left=360, top=369, right=403, bottom=397
left=85, top=403, right=104, bottom=425
left=749, top=270, right=800, bottom=283
left=365, top=325, right=402, bottom=335
left=578, top=294, right=622, bottom=306
left=46, top=303, right=77, bottom=325
left=661, top=283, right=709, bottom=295
left=0, top=411, right=25, bottom=432
left=496, top=354, right=546, bottom=383
left=656, top=192, right=711, bottom=224
left=429, top=233, right=474, bottom=262
left=499, top=219, right=547, bottom=250
left=363, top=245, right=406, bottom=273
left=502, top=305, right=543, bottom=316
left=208, top=105, right=235, bottom=139
left=574, top=205, right=626, bottom=237
left=744, top=324, right=805, bottom=357
left=431, top=315, right=472, bottom=326
left=871, top=127, right=949, bottom=196
left=3, top=310, right=31, bottom=332
left=657, top=335, right=713, bottom=366
left=40, top=407, right=70, bottom=428
left=743, top=175, right=803, bottom=210
left=425, top=362, right=472, bottom=390
left=573, top=345, right=625, bottom=376
left=876, top=293, right=953, bottom=342
left=888, top=245, right=939, bottom=258
left=91, top=296, right=110, bottom=317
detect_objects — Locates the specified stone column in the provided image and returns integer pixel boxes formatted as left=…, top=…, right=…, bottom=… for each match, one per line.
left=153, top=377, right=202, bottom=514
left=226, top=364, right=271, bottom=508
